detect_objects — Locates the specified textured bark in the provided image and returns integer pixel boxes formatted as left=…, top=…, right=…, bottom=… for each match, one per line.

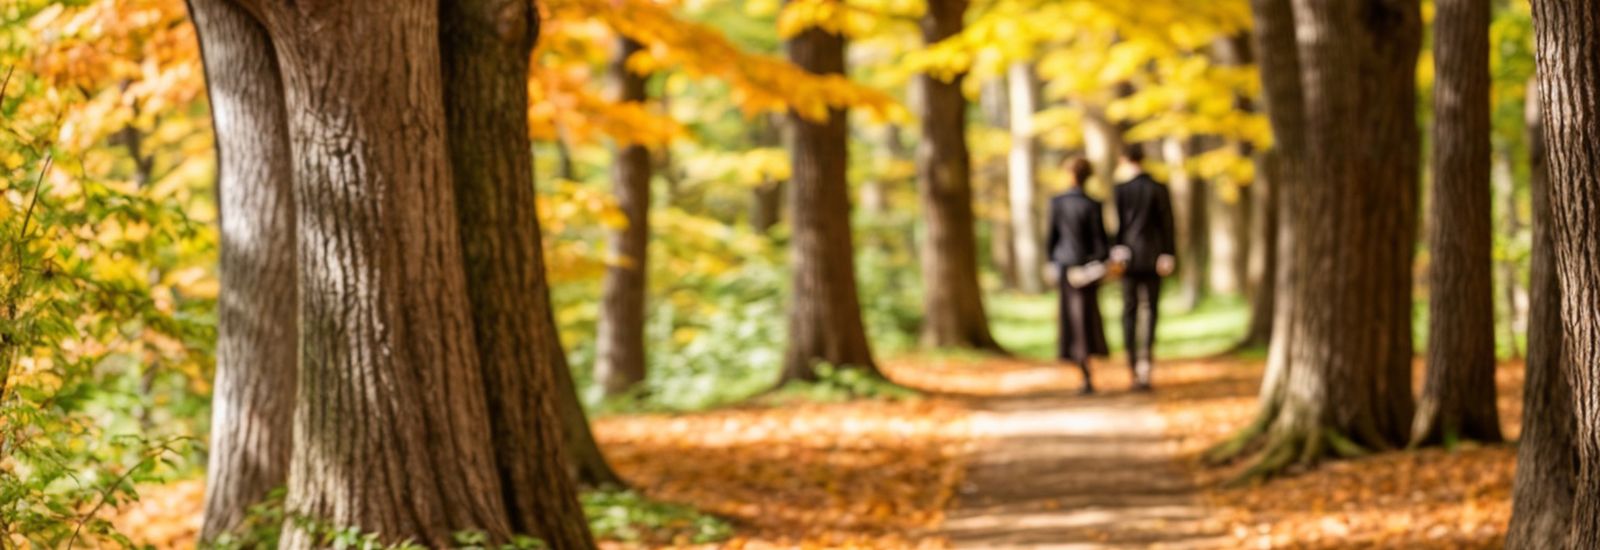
left=189, top=0, right=297, bottom=539
left=439, top=0, right=602, bottom=545
left=1007, top=63, right=1044, bottom=294
left=1412, top=0, right=1501, bottom=447
left=780, top=15, right=879, bottom=382
left=1505, top=76, right=1575, bottom=550
left=244, top=0, right=512, bottom=544
left=914, top=0, right=1003, bottom=351
left=1530, top=1, right=1600, bottom=544
left=1165, top=137, right=1208, bottom=312
left=1279, top=0, right=1421, bottom=450
left=1212, top=0, right=1421, bottom=473
left=596, top=36, right=652, bottom=397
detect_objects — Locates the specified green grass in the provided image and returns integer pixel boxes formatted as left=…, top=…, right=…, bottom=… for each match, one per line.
left=986, top=285, right=1252, bottom=362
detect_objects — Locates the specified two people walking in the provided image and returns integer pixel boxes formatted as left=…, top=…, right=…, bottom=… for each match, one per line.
left=1045, top=148, right=1176, bottom=395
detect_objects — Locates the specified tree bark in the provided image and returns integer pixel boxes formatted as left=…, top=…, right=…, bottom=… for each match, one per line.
left=189, top=0, right=297, bottom=539
left=913, top=0, right=1003, bottom=351
left=750, top=115, right=786, bottom=234
left=780, top=11, right=879, bottom=382
left=1007, top=62, right=1044, bottom=294
left=1210, top=0, right=1421, bottom=475
left=596, top=36, right=652, bottom=398
left=1412, top=0, right=1501, bottom=447
left=439, top=0, right=604, bottom=545
left=1505, top=73, right=1575, bottom=550
left=1530, top=1, right=1600, bottom=543
left=244, top=0, right=514, bottom=544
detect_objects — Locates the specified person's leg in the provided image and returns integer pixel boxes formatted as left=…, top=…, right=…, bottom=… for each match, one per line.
left=1135, top=276, right=1161, bottom=388
left=1066, top=284, right=1094, bottom=394
left=1122, top=276, right=1141, bottom=374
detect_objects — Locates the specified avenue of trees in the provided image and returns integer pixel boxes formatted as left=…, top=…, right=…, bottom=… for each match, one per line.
left=5, top=0, right=1600, bottom=546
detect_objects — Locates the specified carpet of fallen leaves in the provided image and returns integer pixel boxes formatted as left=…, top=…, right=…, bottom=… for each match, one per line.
left=594, top=388, right=970, bottom=548
left=1157, top=357, right=1524, bottom=549
left=104, top=361, right=974, bottom=549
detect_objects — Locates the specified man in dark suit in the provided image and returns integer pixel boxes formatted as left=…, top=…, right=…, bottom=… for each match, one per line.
left=1047, top=158, right=1112, bottom=394
left=1111, top=147, right=1176, bottom=391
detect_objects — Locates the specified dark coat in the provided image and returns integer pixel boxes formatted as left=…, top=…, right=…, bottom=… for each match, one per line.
left=1046, top=188, right=1110, bottom=268
left=1112, top=174, right=1178, bottom=275
left=1045, top=188, right=1110, bottom=361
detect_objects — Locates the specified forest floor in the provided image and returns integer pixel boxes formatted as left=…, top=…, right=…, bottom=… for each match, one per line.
left=107, top=296, right=1525, bottom=549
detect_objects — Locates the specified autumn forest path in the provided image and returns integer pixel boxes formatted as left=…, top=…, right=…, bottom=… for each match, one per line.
left=896, top=358, right=1228, bottom=548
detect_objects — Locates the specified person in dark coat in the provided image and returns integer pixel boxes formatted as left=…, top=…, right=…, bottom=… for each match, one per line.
left=1046, top=157, right=1112, bottom=394
left=1111, top=147, right=1177, bottom=391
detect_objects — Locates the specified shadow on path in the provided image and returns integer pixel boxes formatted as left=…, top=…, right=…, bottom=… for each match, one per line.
left=941, top=386, right=1228, bottom=549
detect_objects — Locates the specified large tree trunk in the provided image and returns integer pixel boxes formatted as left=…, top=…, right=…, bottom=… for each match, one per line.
left=913, top=0, right=1003, bottom=351
left=779, top=12, right=879, bottom=382
left=440, top=0, right=605, bottom=545
left=1530, top=1, right=1600, bottom=543
left=1505, top=74, right=1575, bottom=550
left=247, top=0, right=514, bottom=544
left=1209, top=0, right=1307, bottom=462
left=595, top=36, right=652, bottom=398
left=189, top=0, right=297, bottom=539
left=1007, top=62, right=1044, bottom=294
left=1412, top=0, right=1500, bottom=447
left=1211, top=0, right=1421, bottom=475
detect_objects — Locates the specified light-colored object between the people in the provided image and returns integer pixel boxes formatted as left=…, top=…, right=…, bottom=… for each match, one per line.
left=1066, top=261, right=1107, bottom=289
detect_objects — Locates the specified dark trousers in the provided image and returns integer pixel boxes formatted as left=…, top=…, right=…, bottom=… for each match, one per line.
left=1122, top=274, right=1162, bottom=370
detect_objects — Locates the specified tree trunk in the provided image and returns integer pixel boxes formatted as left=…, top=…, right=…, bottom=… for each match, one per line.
left=1241, top=149, right=1278, bottom=347
left=596, top=36, right=652, bottom=398
left=1494, top=148, right=1525, bottom=358
left=1530, top=1, right=1600, bottom=543
left=1082, top=105, right=1123, bottom=200
left=439, top=0, right=609, bottom=544
left=751, top=115, right=786, bottom=234
left=1208, top=184, right=1249, bottom=296
left=779, top=13, right=879, bottom=382
left=912, top=0, right=1003, bottom=351
left=1505, top=73, right=1574, bottom=550
left=189, top=0, right=297, bottom=539
left=1165, top=136, right=1209, bottom=312
left=1211, top=0, right=1421, bottom=475
left=1007, top=62, right=1044, bottom=294
left=978, top=78, right=1019, bottom=290
left=247, top=0, right=514, bottom=544
left=1412, top=0, right=1501, bottom=447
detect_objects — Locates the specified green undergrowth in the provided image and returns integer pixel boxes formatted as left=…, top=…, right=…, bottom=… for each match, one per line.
left=582, top=489, right=733, bottom=545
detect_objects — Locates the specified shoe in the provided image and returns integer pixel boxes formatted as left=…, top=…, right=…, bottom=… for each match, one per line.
left=1078, top=384, right=1096, bottom=396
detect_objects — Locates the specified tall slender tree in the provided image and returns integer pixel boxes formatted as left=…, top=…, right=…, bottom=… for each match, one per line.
left=779, top=2, right=879, bottom=382
left=596, top=36, right=653, bottom=397
left=914, top=0, right=1004, bottom=351
left=1530, top=0, right=1600, bottom=543
left=1007, top=62, right=1044, bottom=294
left=189, top=0, right=297, bottom=538
left=1412, top=0, right=1500, bottom=447
left=1505, top=75, right=1575, bottom=550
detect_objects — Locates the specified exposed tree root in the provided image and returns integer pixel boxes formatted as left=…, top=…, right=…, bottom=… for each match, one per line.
left=1223, top=427, right=1371, bottom=487
left=1204, top=414, right=1271, bottom=465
